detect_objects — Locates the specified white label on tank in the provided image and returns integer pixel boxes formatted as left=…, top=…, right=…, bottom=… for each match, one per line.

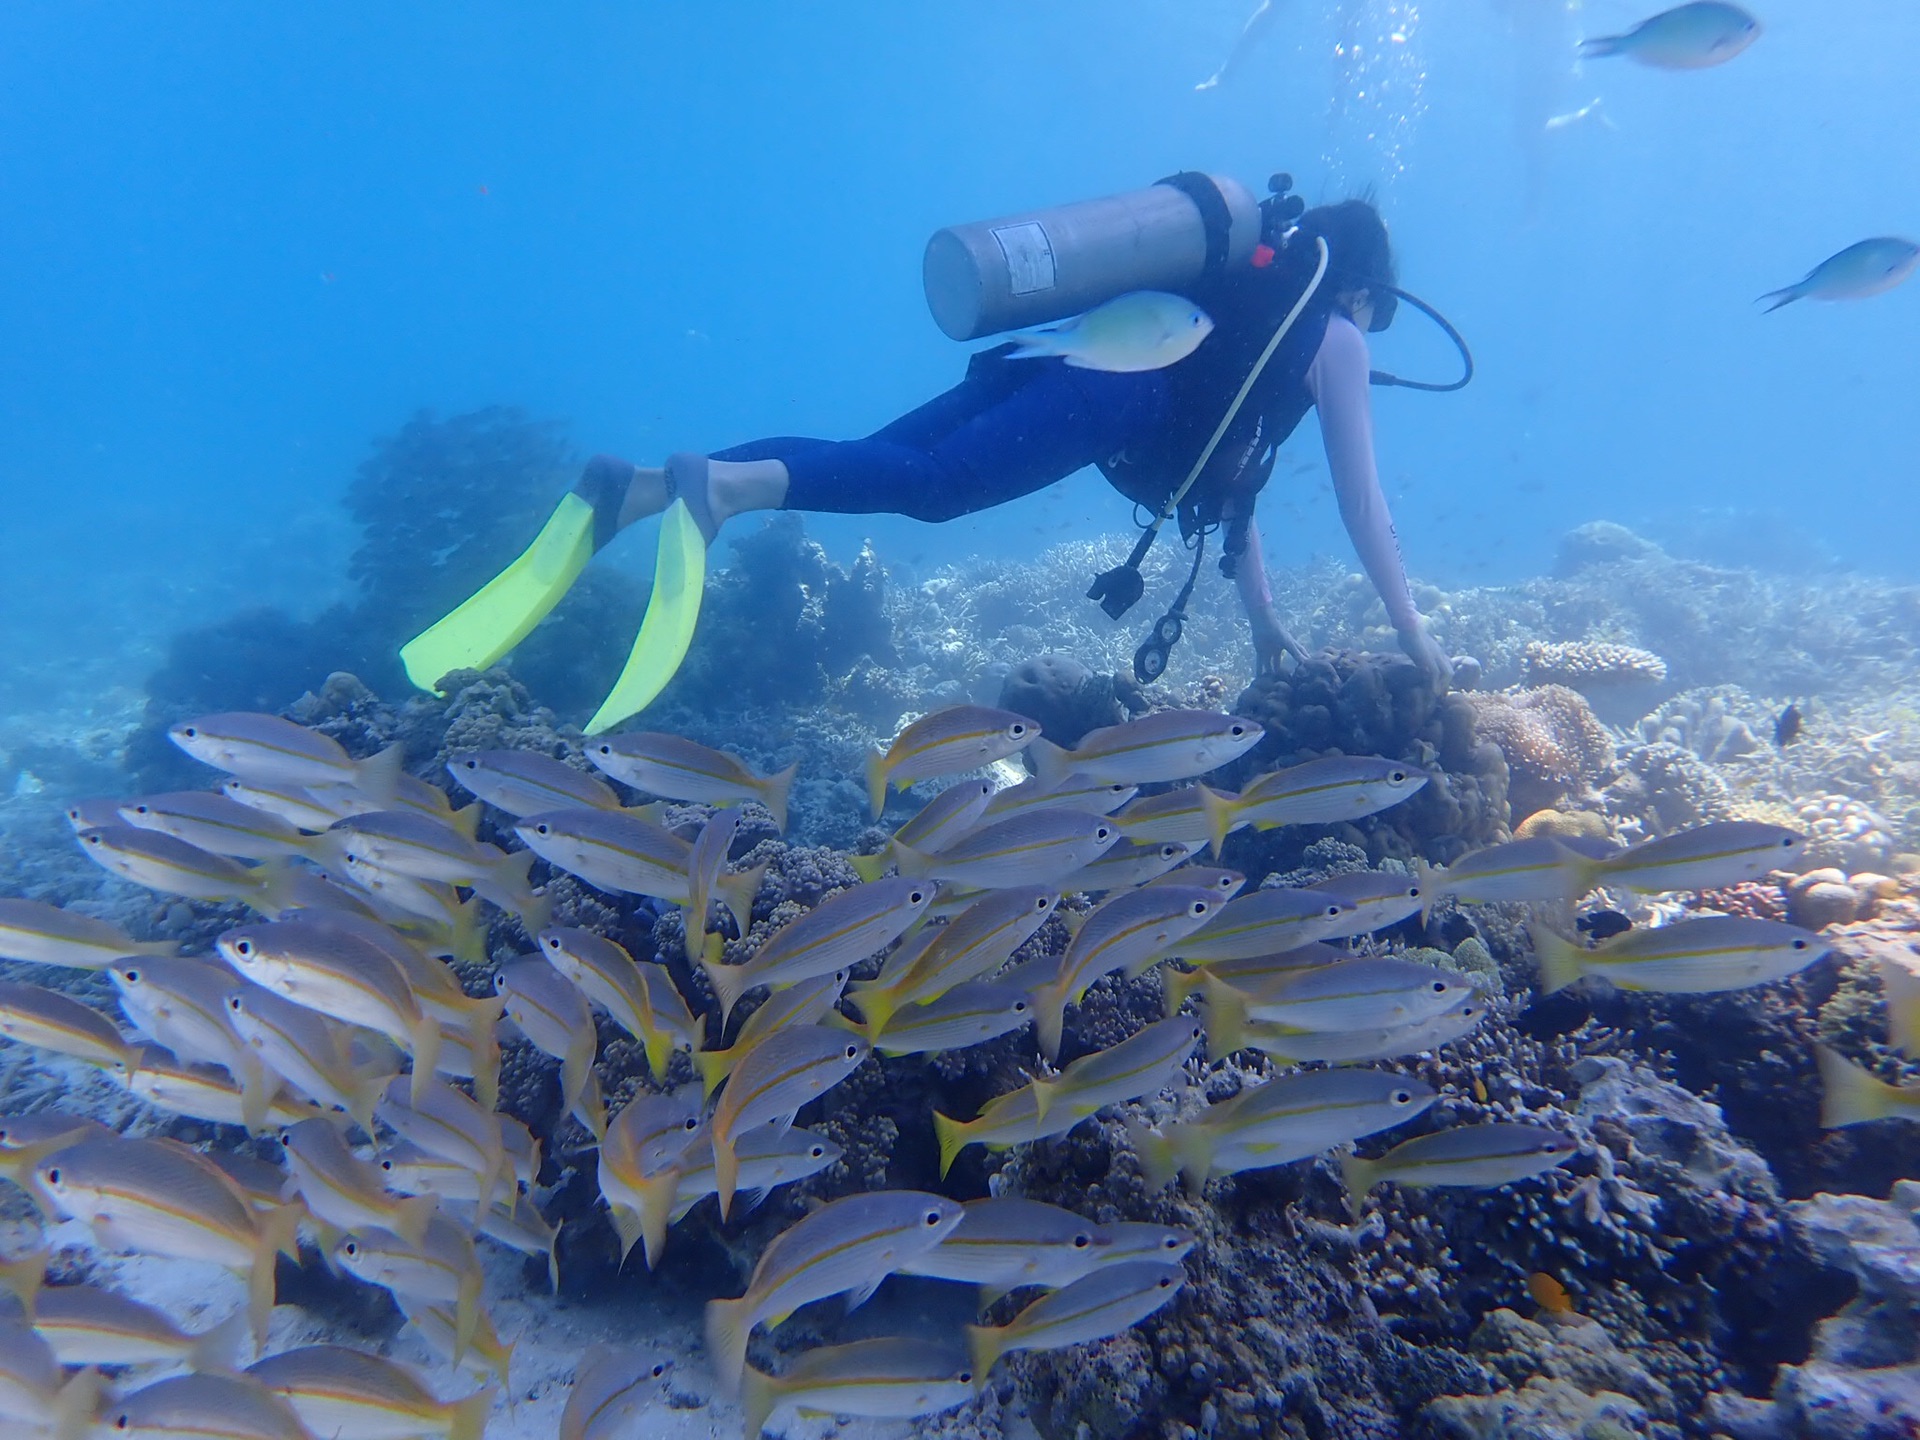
left=993, top=222, right=1056, bottom=296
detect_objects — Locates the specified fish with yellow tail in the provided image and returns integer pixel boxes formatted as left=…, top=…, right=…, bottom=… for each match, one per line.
left=217, top=918, right=447, bottom=1106
left=335, top=1216, right=487, bottom=1366
left=1592, top=820, right=1804, bottom=894
left=445, top=747, right=623, bottom=817
left=1029, top=885, right=1221, bottom=1060
left=704, top=1190, right=963, bottom=1391
left=0, top=897, right=176, bottom=971
left=495, top=961, right=607, bottom=1137
left=1532, top=916, right=1827, bottom=995
left=1341, top=1123, right=1578, bottom=1204
left=585, top=731, right=799, bottom=831
left=847, top=887, right=1055, bottom=1039
left=692, top=969, right=849, bottom=1100
left=107, top=1372, right=312, bottom=1440
left=168, top=710, right=407, bottom=801
left=1197, top=756, right=1428, bottom=856
left=966, top=1261, right=1185, bottom=1385
left=864, top=705, right=1040, bottom=819
left=888, top=809, right=1119, bottom=891
left=702, top=877, right=931, bottom=1024
left=594, top=1090, right=704, bottom=1268
left=35, top=1137, right=301, bottom=1345
left=24, top=1282, right=251, bottom=1371
left=933, top=1018, right=1202, bottom=1177
left=850, top=779, right=996, bottom=882
left=1131, top=1067, right=1434, bottom=1193
left=77, top=826, right=297, bottom=913
left=247, top=1344, right=494, bottom=1440
left=536, top=927, right=698, bottom=1080
left=742, top=1337, right=976, bottom=1439
left=1028, top=710, right=1262, bottom=790
left=1817, top=1045, right=1920, bottom=1129
left=710, top=1026, right=870, bottom=1219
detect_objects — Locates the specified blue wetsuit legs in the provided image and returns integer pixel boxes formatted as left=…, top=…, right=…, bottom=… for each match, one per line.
left=712, top=359, right=1169, bottom=523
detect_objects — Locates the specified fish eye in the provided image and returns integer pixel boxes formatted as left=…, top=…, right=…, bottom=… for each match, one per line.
left=1792, top=938, right=1809, bottom=950
left=122, top=969, right=140, bottom=983
left=44, top=1168, right=59, bottom=1184
left=924, top=1210, right=943, bottom=1225
left=1010, top=723, right=1030, bottom=737
left=233, top=940, right=253, bottom=958
left=1163, top=1235, right=1180, bottom=1249
left=810, top=1145, right=825, bottom=1158
left=844, top=1045, right=860, bottom=1059
left=536, top=825, right=550, bottom=836
left=595, top=744, right=611, bottom=755
left=1325, top=905, right=1343, bottom=917
left=342, top=1242, right=358, bottom=1256
left=380, top=1159, right=394, bottom=1172
left=1393, top=1089, right=1413, bottom=1104
left=1230, top=724, right=1247, bottom=737
left=681, top=1117, right=699, bottom=1132
left=959, top=1369, right=975, bottom=1384
left=1781, top=836, right=1798, bottom=847
left=462, top=759, right=478, bottom=770
left=1157, top=1276, right=1174, bottom=1289
left=651, top=1363, right=667, bottom=1378
left=1430, top=980, right=1448, bottom=993
left=1390, top=770, right=1406, bottom=783
left=1096, top=826, right=1114, bottom=841
left=1072, top=1233, right=1092, bottom=1248
left=1013, top=1000, right=1030, bottom=1014
left=910, top=889, right=928, bottom=904
left=1190, top=902, right=1208, bottom=916
left=114, top=1418, right=131, bottom=1432
left=227, top=996, right=242, bottom=1011
left=133, top=805, right=150, bottom=815
left=182, top=727, right=197, bottom=739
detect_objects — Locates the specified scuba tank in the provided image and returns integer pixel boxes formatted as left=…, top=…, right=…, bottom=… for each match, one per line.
left=922, top=173, right=1264, bottom=341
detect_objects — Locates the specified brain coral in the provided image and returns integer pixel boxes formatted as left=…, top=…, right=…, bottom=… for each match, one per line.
left=1465, top=685, right=1617, bottom=822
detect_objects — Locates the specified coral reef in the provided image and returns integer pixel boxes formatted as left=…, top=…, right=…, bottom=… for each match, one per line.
left=1219, top=650, right=1509, bottom=873
left=1464, top=685, right=1615, bottom=824
left=1712, top=1193, right=1920, bottom=1440
left=995, top=653, right=1147, bottom=750
left=1522, top=640, right=1670, bottom=720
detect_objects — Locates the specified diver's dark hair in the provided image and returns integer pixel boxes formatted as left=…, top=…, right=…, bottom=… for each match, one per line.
left=1295, top=197, right=1394, bottom=296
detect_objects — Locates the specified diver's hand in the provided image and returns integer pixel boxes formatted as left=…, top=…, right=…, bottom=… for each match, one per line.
left=1398, top=620, right=1454, bottom=692
left=1248, top=607, right=1308, bottom=676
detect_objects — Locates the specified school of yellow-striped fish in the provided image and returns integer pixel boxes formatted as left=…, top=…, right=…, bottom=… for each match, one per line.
left=0, top=699, right=1836, bottom=1438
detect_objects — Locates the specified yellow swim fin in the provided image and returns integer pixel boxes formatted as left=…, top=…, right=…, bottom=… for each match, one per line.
left=400, top=492, right=597, bottom=693
left=584, top=498, right=707, bottom=735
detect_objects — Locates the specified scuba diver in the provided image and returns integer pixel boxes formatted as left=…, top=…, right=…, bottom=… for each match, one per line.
left=401, top=173, right=1470, bottom=734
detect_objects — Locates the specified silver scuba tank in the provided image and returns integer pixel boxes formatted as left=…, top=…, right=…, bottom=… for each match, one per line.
left=922, top=173, right=1264, bottom=341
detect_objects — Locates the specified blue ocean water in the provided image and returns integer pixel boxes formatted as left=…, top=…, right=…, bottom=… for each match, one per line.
left=0, top=0, right=1913, bottom=692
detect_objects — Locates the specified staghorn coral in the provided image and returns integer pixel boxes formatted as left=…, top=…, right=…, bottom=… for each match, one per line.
left=1465, top=685, right=1616, bottom=823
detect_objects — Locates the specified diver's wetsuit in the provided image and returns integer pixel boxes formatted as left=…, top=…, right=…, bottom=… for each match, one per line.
left=711, top=250, right=1421, bottom=633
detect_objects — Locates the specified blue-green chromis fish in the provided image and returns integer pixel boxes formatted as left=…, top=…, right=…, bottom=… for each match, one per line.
left=1007, top=291, right=1214, bottom=373
left=1579, top=2, right=1759, bottom=69
left=1761, top=238, right=1920, bottom=311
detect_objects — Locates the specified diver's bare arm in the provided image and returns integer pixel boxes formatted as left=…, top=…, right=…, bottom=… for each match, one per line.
left=1307, top=317, right=1421, bottom=634
left=1235, top=515, right=1308, bottom=667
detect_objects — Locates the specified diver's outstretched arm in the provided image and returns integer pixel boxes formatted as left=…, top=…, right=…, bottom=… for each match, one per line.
left=1233, top=515, right=1308, bottom=674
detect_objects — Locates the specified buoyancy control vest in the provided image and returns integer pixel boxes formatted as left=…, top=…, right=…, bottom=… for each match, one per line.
left=1097, top=239, right=1338, bottom=533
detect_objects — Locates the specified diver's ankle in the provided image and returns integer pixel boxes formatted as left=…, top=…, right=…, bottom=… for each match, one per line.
left=707, top=459, right=791, bottom=525
left=617, top=467, right=669, bottom=530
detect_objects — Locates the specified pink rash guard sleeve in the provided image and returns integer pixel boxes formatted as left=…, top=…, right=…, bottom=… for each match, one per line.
left=1304, top=314, right=1421, bottom=633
